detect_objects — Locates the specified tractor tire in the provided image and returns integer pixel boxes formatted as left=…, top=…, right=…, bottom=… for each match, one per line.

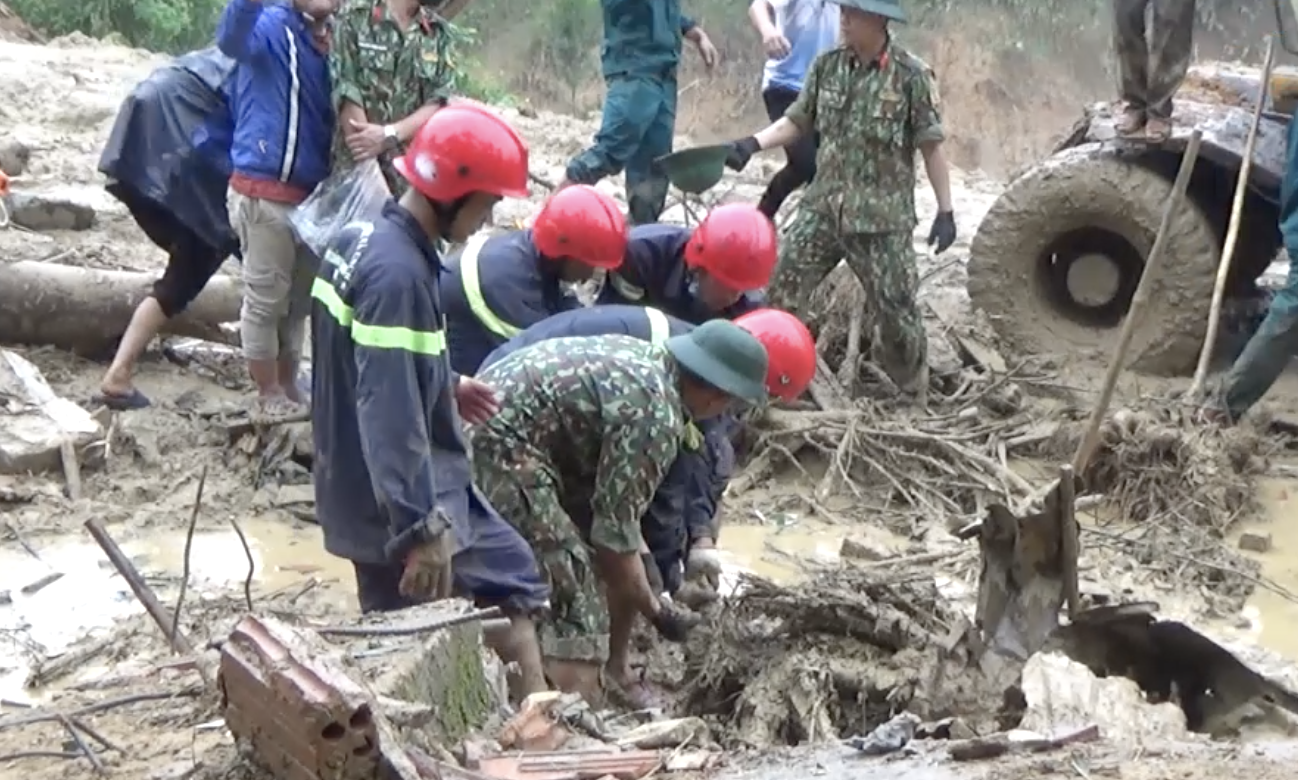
left=967, top=144, right=1220, bottom=376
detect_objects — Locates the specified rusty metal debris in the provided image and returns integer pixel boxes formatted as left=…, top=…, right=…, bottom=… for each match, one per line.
left=219, top=614, right=383, bottom=780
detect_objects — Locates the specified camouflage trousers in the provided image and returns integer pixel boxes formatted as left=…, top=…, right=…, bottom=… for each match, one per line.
left=767, top=209, right=927, bottom=389
left=1113, top=0, right=1195, bottom=120
left=471, top=446, right=610, bottom=664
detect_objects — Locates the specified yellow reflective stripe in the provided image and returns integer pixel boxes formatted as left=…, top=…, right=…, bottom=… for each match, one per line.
left=683, top=421, right=703, bottom=451
left=609, top=272, right=645, bottom=301
left=460, top=235, right=522, bottom=339
left=644, top=307, right=670, bottom=345
left=310, top=277, right=447, bottom=355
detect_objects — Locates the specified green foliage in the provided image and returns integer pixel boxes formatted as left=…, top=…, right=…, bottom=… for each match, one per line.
left=536, top=0, right=601, bottom=105
left=9, top=0, right=223, bottom=52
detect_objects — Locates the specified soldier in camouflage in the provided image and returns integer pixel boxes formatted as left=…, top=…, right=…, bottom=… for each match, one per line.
left=721, top=0, right=953, bottom=402
left=1112, top=0, right=1195, bottom=142
left=329, top=0, right=467, bottom=194
left=469, top=321, right=769, bottom=706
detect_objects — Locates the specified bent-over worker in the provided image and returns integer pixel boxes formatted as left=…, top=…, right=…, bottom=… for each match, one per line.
left=1204, top=98, right=1298, bottom=423
left=479, top=305, right=816, bottom=599
left=310, top=105, right=549, bottom=694
left=95, top=48, right=241, bottom=411
left=469, top=322, right=770, bottom=706
left=596, top=203, right=777, bottom=323
left=721, top=0, right=953, bottom=402
left=441, top=184, right=628, bottom=375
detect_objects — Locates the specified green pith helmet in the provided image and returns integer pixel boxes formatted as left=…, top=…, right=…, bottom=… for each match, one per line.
left=654, top=145, right=732, bottom=195
left=666, top=320, right=769, bottom=404
left=831, top=0, right=907, bottom=23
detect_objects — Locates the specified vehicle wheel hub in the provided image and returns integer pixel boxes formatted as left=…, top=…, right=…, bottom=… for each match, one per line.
left=1066, top=253, right=1122, bottom=308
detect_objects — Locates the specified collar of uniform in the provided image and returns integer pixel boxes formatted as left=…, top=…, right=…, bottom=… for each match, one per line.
left=382, top=199, right=443, bottom=266
left=845, top=34, right=892, bottom=71
left=370, top=1, right=438, bottom=34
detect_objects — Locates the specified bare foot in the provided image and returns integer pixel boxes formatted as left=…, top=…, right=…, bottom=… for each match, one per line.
left=1144, top=116, right=1171, bottom=142
left=1116, top=107, right=1146, bottom=136
left=605, top=666, right=665, bottom=710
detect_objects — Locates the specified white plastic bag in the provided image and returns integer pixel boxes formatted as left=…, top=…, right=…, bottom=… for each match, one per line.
left=290, top=160, right=390, bottom=257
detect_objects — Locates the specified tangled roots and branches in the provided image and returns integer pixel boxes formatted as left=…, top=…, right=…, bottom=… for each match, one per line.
left=680, top=568, right=1016, bottom=747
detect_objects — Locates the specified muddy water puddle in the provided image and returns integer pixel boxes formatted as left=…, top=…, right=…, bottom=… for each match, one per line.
left=0, top=517, right=355, bottom=701
left=1237, top=476, right=1298, bottom=662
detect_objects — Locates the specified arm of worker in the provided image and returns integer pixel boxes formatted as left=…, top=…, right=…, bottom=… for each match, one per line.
left=682, top=16, right=718, bottom=69
left=594, top=227, right=660, bottom=306
left=588, top=408, right=683, bottom=619
left=683, top=418, right=736, bottom=546
left=215, top=0, right=272, bottom=61
left=910, top=66, right=956, bottom=252
left=350, top=269, right=443, bottom=562
left=748, top=0, right=790, bottom=58
left=724, top=57, right=821, bottom=170
left=331, top=14, right=370, bottom=127
left=434, top=0, right=475, bottom=21
left=639, top=457, right=691, bottom=593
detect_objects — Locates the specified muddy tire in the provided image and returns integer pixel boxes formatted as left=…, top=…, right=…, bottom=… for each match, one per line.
left=967, top=144, right=1219, bottom=376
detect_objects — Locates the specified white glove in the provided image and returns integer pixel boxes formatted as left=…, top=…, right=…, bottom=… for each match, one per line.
left=684, top=546, right=723, bottom=590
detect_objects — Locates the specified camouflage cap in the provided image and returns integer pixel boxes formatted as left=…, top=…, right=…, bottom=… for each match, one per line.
left=830, top=0, right=907, bottom=22
left=666, top=320, right=769, bottom=404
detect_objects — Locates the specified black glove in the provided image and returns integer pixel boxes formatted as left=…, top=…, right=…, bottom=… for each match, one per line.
left=928, top=210, right=956, bottom=254
left=649, top=599, right=701, bottom=642
left=725, top=136, right=761, bottom=172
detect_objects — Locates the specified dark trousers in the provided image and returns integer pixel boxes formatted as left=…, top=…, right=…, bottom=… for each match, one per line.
left=758, top=85, right=819, bottom=219
left=1112, top=0, right=1196, bottom=120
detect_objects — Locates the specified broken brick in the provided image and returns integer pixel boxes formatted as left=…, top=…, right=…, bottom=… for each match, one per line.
left=1239, top=531, right=1272, bottom=553
left=218, top=615, right=382, bottom=780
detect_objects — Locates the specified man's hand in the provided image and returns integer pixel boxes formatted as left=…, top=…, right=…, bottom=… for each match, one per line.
left=927, top=210, right=956, bottom=254
left=725, top=136, right=761, bottom=172
left=455, top=376, right=500, bottom=425
left=685, top=538, right=722, bottom=590
left=693, top=31, right=719, bottom=70
left=399, top=525, right=454, bottom=600
left=346, top=118, right=388, bottom=162
left=641, top=552, right=665, bottom=595
left=762, top=31, right=791, bottom=59
left=649, top=598, right=701, bottom=642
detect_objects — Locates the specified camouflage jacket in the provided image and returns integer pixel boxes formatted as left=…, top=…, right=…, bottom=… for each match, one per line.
left=329, top=0, right=460, bottom=191
left=786, top=41, right=945, bottom=234
left=473, top=335, right=688, bottom=554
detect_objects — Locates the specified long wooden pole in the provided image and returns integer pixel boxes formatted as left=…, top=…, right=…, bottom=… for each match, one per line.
left=1188, top=38, right=1276, bottom=398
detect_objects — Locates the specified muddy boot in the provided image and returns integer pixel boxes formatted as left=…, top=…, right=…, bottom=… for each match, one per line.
left=1116, top=106, right=1146, bottom=136
left=1145, top=116, right=1171, bottom=142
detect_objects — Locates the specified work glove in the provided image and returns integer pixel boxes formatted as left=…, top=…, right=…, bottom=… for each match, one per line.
left=649, top=598, right=702, bottom=642
left=641, top=552, right=665, bottom=595
left=725, top=136, right=761, bottom=172
left=398, top=509, right=455, bottom=600
left=928, top=210, right=956, bottom=254
left=684, top=544, right=723, bottom=591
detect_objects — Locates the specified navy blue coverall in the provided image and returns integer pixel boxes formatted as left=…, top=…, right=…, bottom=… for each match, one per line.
left=481, top=304, right=724, bottom=594
left=310, top=201, right=550, bottom=614
left=596, top=224, right=765, bottom=321
left=441, top=229, right=583, bottom=375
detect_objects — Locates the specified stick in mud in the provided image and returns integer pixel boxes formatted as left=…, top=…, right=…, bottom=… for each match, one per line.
left=172, top=465, right=208, bottom=646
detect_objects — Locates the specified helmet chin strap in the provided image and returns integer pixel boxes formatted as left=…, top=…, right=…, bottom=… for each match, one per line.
left=428, top=194, right=472, bottom=241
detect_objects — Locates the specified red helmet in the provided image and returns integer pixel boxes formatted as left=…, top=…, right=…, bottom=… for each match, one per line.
left=734, top=309, right=816, bottom=401
left=532, top=185, right=627, bottom=270
left=683, top=204, right=777, bottom=291
left=394, top=103, right=529, bottom=203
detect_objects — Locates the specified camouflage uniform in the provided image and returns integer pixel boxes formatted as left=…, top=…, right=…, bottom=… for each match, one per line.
left=770, top=43, right=943, bottom=389
left=469, top=335, right=689, bottom=663
left=1113, top=0, right=1195, bottom=122
left=329, top=0, right=460, bottom=194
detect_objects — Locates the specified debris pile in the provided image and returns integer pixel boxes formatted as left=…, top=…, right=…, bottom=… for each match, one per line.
left=678, top=565, right=1015, bottom=747
left=1047, top=407, right=1269, bottom=612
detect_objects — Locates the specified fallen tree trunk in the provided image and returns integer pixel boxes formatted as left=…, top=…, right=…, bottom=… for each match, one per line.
left=0, top=260, right=240, bottom=354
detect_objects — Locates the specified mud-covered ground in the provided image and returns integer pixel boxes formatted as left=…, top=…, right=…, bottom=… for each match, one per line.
left=4, top=32, right=1298, bottom=780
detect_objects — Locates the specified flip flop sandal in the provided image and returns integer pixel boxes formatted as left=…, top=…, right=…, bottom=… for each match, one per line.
left=90, top=388, right=152, bottom=411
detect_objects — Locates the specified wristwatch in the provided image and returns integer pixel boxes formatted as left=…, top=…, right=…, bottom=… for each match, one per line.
left=382, top=124, right=399, bottom=151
